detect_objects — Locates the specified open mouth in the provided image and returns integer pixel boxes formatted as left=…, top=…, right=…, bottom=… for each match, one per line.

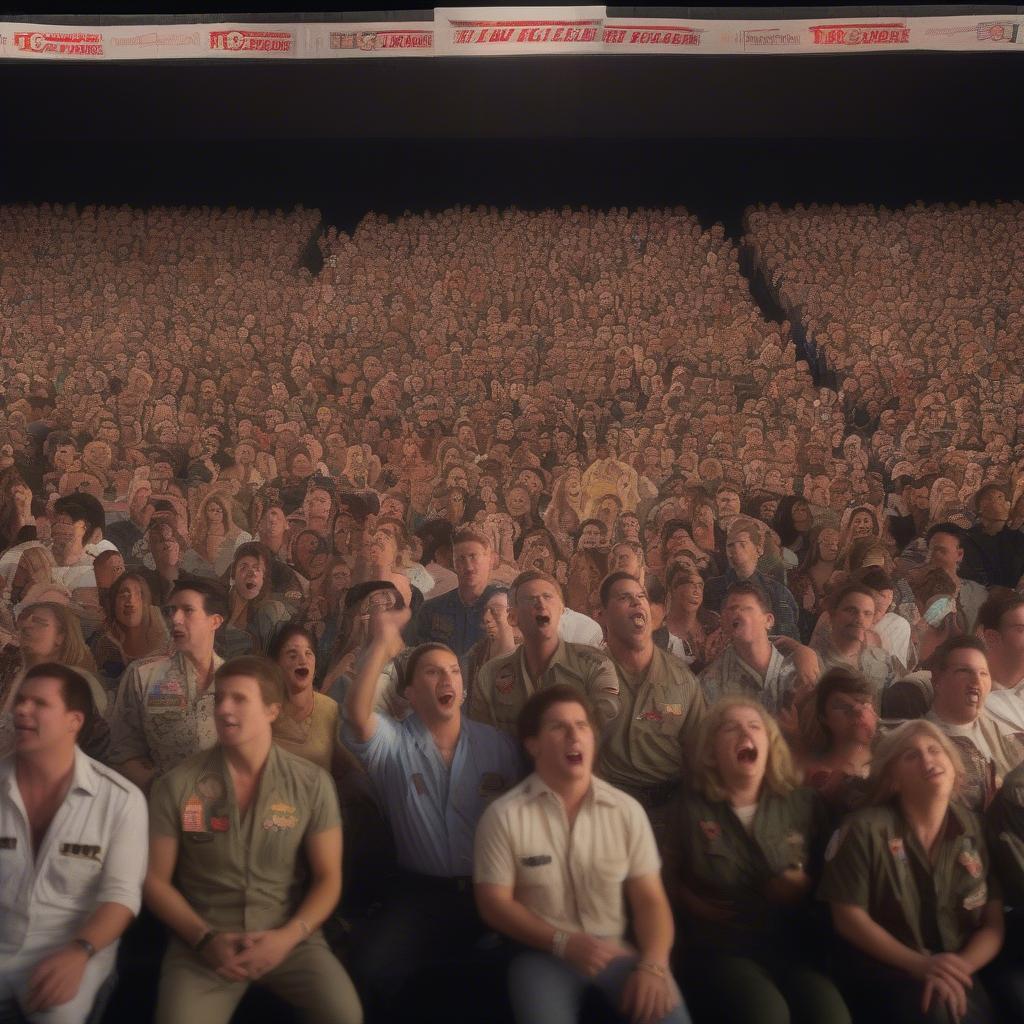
left=736, top=744, right=757, bottom=765
left=566, top=750, right=583, bottom=765
left=535, top=614, right=551, bottom=628
left=630, top=613, right=646, bottom=629
left=294, top=667, right=310, bottom=681
left=438, top=692, right=456, bottom=708
left=966, top=687, right=981, bottom=706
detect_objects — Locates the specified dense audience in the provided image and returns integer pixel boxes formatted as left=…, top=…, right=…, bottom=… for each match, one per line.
left=2, top=199, right=1024, bottom=1024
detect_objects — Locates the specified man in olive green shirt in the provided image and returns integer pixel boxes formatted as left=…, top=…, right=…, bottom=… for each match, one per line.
left=143, top=656, right=361, bottom=1024
left=597, top=573, right=705, bottom=835
left=470, top=571, right=619, bottom=737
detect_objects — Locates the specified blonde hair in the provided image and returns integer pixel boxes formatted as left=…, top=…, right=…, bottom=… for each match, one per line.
left=692, top=697, right=800, bottom=802
left=17, top=601, right=98, bottom=673
left=14, top=545, right=57, bottom=589
left=864, top=719, right=964, bottom=806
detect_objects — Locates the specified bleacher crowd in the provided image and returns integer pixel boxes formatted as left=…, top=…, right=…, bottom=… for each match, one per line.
left=3, top=200, right=1024, bottom=1024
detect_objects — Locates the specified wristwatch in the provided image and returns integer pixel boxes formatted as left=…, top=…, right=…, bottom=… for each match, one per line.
left=72, top=938, right=96, bottom=958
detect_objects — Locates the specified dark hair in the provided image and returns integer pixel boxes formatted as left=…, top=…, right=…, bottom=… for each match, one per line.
left=931, top=635, right=988, bottom=675
left=855, top=567, right=893, bottom=594
left=55, top=492, right=105, bottom=539
left=22, top=662, right=94, bottom=737
left=723, top=580, right=771, bottom=614
left=230, top=541, right=275, bottom=604
left=659, top=518, right=690, bottom=548
left=599, top=571, right=641, bottom=608
left=828, top=582, right=878, bottom=614
left=975, top=482, right=1009, bottom=513
left=814, top=667, right=874, bottom=738
left=169, top=578, right=229, bottom=619
left=517, top=682, right=597, bottom=747
left=401, top=643, right=456, bottom=693
left=93, top=548, right=123, bottom=575
left=978, top=589, right=1024, bottom=634
left=646, top=578, right=667, bottom=608
left=926, top=522, right=965, bottom=549
left=577, top=518, right=607, bottom=539
left=771, top=495, right=809, bottom=548
left=509, top=569, right=563, bottom=605
left=267, top=623, right=316, bottom=663
left=215, top=655, right=285, bottom=706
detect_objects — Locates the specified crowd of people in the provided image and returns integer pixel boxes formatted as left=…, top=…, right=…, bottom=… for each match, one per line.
left=2, top=200, right=1024, bottom=1024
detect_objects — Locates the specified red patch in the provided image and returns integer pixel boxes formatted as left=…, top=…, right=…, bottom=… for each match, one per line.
left=209, top=816, right=229, bottom=833
left=699, top=820, right=722, bottom=843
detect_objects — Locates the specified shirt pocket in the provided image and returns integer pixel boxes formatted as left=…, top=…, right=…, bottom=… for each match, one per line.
left=515, top=858, right=564, bottom=918
left=654, top=701, right=685, bottom=738
left=47, top=851, right=103, bottom=900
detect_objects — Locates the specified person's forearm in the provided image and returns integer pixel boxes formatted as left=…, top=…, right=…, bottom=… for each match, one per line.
left=113, top=757, right=156, bottom=793
left=343, top=643, right=388, bottom=739
left=631, top=890, right=674, bottom=965
left=476, top=890, right=560, bottom=952
left=75, top=902, right=136, bottom=953
left=960, top=905, right=1004, bottom=972
left=285, top=872, right=342, bottom=938
left=493, top=626, right=518, bottom=658
left=143, top=877, right=210, bottom=948
left=833, top=904, right=926, bottom=976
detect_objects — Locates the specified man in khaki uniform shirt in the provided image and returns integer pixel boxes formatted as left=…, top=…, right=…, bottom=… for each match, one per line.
left=597, top=573, right=705, bottom=834
left=474, top=684, right=690, bottom=1024
left=108, top=580, right=226, bottom=792
left=470, top=571, right=619, bottom=737
left=144, top=656, right=361, bottom=1024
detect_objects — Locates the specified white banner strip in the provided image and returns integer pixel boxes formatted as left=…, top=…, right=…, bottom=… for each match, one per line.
left=0, top=11, right=1021, bottom=60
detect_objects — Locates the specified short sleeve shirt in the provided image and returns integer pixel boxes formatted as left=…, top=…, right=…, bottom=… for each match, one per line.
left=149, top=744, right=339, bottom=932
left=698, top=643, right=806, bottom=717
left=474, top=773, right=660, bottom=938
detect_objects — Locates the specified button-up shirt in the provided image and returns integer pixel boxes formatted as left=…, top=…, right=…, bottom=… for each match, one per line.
left=414, top=585, right=499, bottom=657
left=703, top=569, right=800, bottom=640
left=342, top=713, right=520, bottom=878
left=107, top=650, right=224, bottom=777
left=815, top=642, right=902, bottom=707
left=0, top=748, right=147, bottom=954
left=470, top=640, right=620, bottom=737
left=699, top=642, right=806, bottom=716
left=474, top=772, right=660, bottom=938
left=149, top=744, right=339, bottom=932
left=982, top=678, right=1024, bottom=734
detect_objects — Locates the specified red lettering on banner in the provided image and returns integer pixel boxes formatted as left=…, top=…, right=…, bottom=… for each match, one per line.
left=13, top=31, right=103, bottom=56
left=809, top=23, right=911, bottom=45
left=604, top=29, right=627, bottom=43
left=454, top=29, right=474, bottom=44
left=208, top=30, right=292, bottom=53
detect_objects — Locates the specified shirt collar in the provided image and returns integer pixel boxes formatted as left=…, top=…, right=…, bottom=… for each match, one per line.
left=518, top=639, right=568, bottom=684
left=521, top=770, right=617, bottom=808
left=70, top=745, right=99, bottom=796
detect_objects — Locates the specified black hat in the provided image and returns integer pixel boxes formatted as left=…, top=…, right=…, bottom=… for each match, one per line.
left=343, top=579, right=406, bottom=612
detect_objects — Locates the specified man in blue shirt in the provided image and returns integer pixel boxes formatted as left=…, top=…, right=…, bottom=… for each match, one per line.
left=342, top=606, right=521, bottom=1020
left=413, top=526, right=498, bottom=656
left=703, top=517, right=800, bottom=640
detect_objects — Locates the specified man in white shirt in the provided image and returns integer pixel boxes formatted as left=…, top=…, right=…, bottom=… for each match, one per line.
left=979, top=591, right=1024, bottom=732
left=558, top=606, right=604, bottom=647
left=0, top=663, right=147, bottom=1023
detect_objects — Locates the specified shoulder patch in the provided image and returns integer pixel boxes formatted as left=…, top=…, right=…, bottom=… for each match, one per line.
left=825, top=824, right=848, bottom=862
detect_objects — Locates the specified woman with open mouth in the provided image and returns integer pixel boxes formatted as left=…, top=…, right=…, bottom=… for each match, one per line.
left=820, top=719, right=1006, bottom=1024
left=217, top=542, right=292, bottom=659
left=663, top=698, right=849, bottom=1024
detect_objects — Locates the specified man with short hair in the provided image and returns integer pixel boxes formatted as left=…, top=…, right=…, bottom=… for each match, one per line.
left=963, top=483, right=1024, bottom=588
left=714, top=482, right=742, bottom=533
left=107, top=580, right=226, bottom=793
left=703, top=518, right=799, bottom=640
left=699, top=582, right=810, bottom=716
left=106, top=477, right=155, bottom=563
left=920, top=523, right=988, bottom=633
left=0, top=663, right=147, bottom=1024
left=144, top=656, right=361, bottom=1024
left=47, top=498, right=98, bottom=602
left=925, top=636, right=1024, bottom=811
left=812, top=583, right=904, bottom=705
left=474, top=684, right=690, bottom=1024
left=597, top=573, right=705, bottom=832
left=471, top=571, right=620, bottom=737
left=414, top=526, right=497, bottom=656
left=979, top=592, right=1024, bottom=732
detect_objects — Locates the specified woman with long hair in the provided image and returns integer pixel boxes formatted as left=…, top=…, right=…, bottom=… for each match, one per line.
left=190, top=490, right=251, bottom=576
left=787, top=524, right=842, bottom=642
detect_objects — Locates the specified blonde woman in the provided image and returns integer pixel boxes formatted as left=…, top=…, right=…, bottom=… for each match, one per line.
left=819, top=719, right=1003, bottom=1024
left=663, top=698, right=849, bottom=1024
left=190, top=490, right=251, bottom=576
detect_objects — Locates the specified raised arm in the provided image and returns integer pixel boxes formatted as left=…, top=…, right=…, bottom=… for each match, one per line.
left=344, top=609, right=405, bottom=742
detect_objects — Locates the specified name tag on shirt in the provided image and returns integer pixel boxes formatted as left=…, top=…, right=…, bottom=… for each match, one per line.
left=0, top=837, right=16, bottom=850
left=520, top=855, right=552, bottom=867
left=59, top=843, right=101, bottom=860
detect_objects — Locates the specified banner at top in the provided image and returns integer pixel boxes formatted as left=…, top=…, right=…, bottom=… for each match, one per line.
left=434, top=6, right=605, bottom=55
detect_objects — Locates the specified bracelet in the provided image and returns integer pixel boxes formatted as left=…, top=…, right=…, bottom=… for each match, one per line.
left=635, top=960, right=668, bottom=980
left=194, top=930, right=216, bottom=953
left=72, top=937, right=96, bottom=959
left=551, top=930, right=570, bottom=959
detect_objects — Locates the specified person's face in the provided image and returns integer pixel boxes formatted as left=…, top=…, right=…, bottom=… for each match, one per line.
left=277, top=635, right=316, bottom=693
left=934, top=648, right=991, bottom=723
left=725, top=532, right=761, bottom=578
left=979, top=488, right=1010, bottom=524
left=505, top=487, right=531, bottom=519
left=95, top=553, right=126, bottom=590
left=50, top=513, right=86, bottom=554
left=517, top=471, right=543, bottom=498
left=205, top=501, right=225, bottom=527
left=791, top=502, right=812, bottom=532
left=305, top=488, right=332, bottom=521
left=165, top=589, right=222, bottom=654
left=333, top=513, right=358, bottom=555
left=18, top=607, right=63, bottom=660
left=149, top=525, right=181, bottom=567
left=12, top=675, right=83, bottom=754
left=617, top=515, right=640, bottom=542
left=665, top=528, right=693, bottom=557
left=453, top=541, right=490, bottom=592
left=603, top=577, right=650, bottom=646
left=215, top=674, right=279, bottom=747
left=328, top=562, right=351, bottom=595
left=849, top=511, right=875, bottom=539
left=53, top=444, right=76, bottom=471
left=722, top=594, right=773, bottom=644
left=114, top=578, right=146, bottom=630
left=379, top=496, right=405, bottom=521
left=890, top=732, right=955, bottom=804
left=671, top=575, right=704, bottom=614
left=233, top=555, right=265, bottom=601
left=817, top=528, right=840, bottom=563
left=716, top=490, right=741, bottom=519
left=289, top=453, right=313, bottom=479
left=579, top=524, right=605, bottom=550
left=524, top=700, right=595, bottom=783
left=406, top=648, right=463, bottom=724
left=481, top=593, right=511, bottom=642
left=608, top=545, right=642, bottom=577
left=927, top=532, right=963, bottom=575
left=822, top=691, right=877, bottom=748
left=261, top=507, right=287, bottom=539
left=713, top=705, right=768, bottom=789
left=832, top=593, right=876, bottom=647
left=511, top=578, right=564, bottom=643
left=368, top=529, right=399, bottom=568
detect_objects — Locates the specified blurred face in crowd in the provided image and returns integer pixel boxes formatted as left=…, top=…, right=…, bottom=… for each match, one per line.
left=722, top=592, right=773, bottom=646
left=525, top=700, right=595, bottom=784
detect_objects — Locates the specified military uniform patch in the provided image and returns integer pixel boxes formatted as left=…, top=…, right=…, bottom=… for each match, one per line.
left=699, top=820, right=722, bottom=843
left=958, top=849, right=983, bottom=879
left=888, top=837, right=907, bottom=863
left=963, top=885, right=988, bottom=911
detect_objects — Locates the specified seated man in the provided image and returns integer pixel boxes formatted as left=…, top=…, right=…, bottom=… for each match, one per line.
left=474, top=684, right=691, bottom=1024
left=597, top=572, right=706, bottom=836
left=700, top=582, right=814, bottom=717
left=107, top=579, right=226, bottom=793
left=342, top=608, right=521, bottom=1020
left=144, top=655, right=361, bottom=1024
left=0, top=664, right=147, bottom=1024
left=703, top=517, right=799, bottom=640
left=980, top=591, right=1024, bottom=731
left=471, top=570, right=619, bottom=737
left=925, top=636, right=1024, bottom=812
